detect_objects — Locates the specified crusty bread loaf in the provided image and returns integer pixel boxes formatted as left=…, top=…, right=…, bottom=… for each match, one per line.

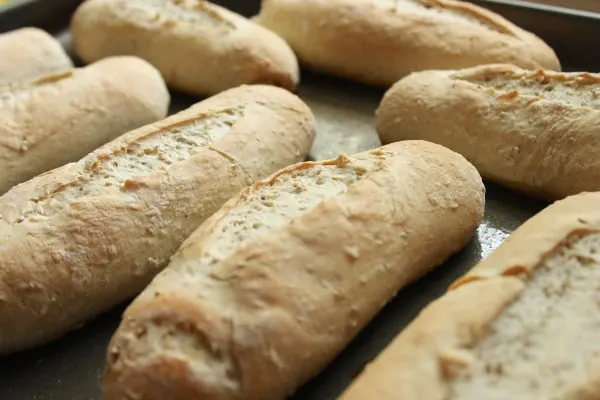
left=71, top=0, right=299, bottom=96
left=0, top=27, right=72, bottom=86
left=377, top=64, right=600, bottom=200
left=255, top=0, right=560, bottom=88
left=341, top=191, right=600, bottom=400
left=101, top=140, right=485, bottom=400
left=0, top=84, right=315, bottom=355
left=0, top=56, right=170, bottom=194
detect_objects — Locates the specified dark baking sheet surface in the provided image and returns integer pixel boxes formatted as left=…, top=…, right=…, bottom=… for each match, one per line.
left=0, top=1, right=597, bottom=399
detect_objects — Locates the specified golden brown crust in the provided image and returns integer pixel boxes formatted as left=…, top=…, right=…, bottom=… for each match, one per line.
left=340, top=277, right=524, bottom=400
left=71, top=0, right=300, bottom=96
left=0, top=56, right=170, bottom=194
left=255, top=0, right=560, bottom=88
left=0, top=84, right=316, bottom=355
left=451, top=63, right=600, bottom=84
left=377, top=64, right=600, bottom=200
left=0, top=27, right=73, bottom=86
left=452, top=191, right=600, bottom=288
left=102, top=140, right=485, bottom=400
left=340, top=191, right=600, bottom=399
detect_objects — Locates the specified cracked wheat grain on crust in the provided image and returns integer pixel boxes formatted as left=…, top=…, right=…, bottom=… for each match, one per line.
left=0, top=27, right=72, bottom=86
left=0, top=56, right=170, bottom=194
left=376, top=64, right=600, bottom=200
left=341, top=191, right=600, bottom=400
left=102, top=140, right=485, bottom=400
left=255, top=0, right=559, bottom=88
left=0, top=84, right=315, bottom=355
left=71, top=0, right=299, bottom=96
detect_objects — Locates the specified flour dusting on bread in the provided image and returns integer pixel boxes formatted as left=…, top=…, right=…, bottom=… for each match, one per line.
left=0, top=70, right=73, bottom=107
left=194, top=153, right=386, bottom=267
left=448, top=233, right=600, bottom=399
left=377, top=0, right=508, bottom=33
left=123, top=0, right=235, bottom=30
left=15, top=109, right=242, bottom=223
left=462, top=69, right=600, bottom=108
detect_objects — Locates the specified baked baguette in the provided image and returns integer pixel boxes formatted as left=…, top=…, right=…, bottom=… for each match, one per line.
left=377, top=64, right=600, bottom=200
left=0, top=84, right=315, bottom=355
left=340, top=191, right=600, bottom=400
left=102, top=140, right=485, bottom=400
left=0, top=56, right=170, bottom=194
left=71, top=0, right=299, bottom=96
left=0, top=27, right=72, bottom=86
left=255, top=0, right=561, bottom=88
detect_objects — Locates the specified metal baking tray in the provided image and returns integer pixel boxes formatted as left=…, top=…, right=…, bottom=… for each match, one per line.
left=0, top=1, right=598, bottom=399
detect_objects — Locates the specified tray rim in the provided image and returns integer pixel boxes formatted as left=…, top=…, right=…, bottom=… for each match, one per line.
left=476, top=0, right=600, bottom=19
left=0, top=0, right=36, bottom=13
left=1, top=0, right=600, bottom=21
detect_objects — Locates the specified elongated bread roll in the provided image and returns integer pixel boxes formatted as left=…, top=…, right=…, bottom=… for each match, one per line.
left=71, top=0, right=299, bottom=96
left=0, top=27, right=72, bottom=86
left=341, top=191, right=600, bottom=400
left=0, top=85, right=315, bottom=355
left=377, top=64, right=600, bottom=200
left=0, top=56, right=170, bottom=194
left=255, top=0, right=560, bottom=87
left=102, top=140, right=485, bottom=400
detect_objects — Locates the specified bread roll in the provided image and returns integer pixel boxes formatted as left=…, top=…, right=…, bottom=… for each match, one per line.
left=0, top=84, right=315, bottom=355
left=255, top=0, right=561, bottom=87
left=0, top=56, right=170, bottom=194
left=71, top=0, right=299, bottom=96
left=341, top=191, right=600, bottom=400
left=101, top=140, right=485, bottom=400
left=0, top=27, right=72, bottom=86
left=377, top=64, right=600, bottom=200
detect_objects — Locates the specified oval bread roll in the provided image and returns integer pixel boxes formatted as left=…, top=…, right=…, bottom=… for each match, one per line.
left=377, top=64, right=600, bottom=200
left=341, top=191, right=600, bottom=400
left=255, top=0, right=560, bottom=87
left=102, top=141, right=485, bottom=400
left=0, top=56, right=170, bottom=194
left=71, top=0, right=300, bottom=96
left=0, top=84, right=316, bottom=355
left=0, top=27, right=73, bottom=86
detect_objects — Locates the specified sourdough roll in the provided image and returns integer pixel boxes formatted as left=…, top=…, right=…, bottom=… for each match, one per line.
left=0, top=27, right=72, bottom=86
left=377, top=64, right=600, bottom=200
left=255, top=0, right=561, bottom=88
left=71, top=0, right=299, bottom=96
left=0, top=56, right=170, bottom=194
left=0, top=84, right=315, bottom=355
left=102, top=141, right=485, bottom=400
left=341, top=191, right=600, bottom=400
